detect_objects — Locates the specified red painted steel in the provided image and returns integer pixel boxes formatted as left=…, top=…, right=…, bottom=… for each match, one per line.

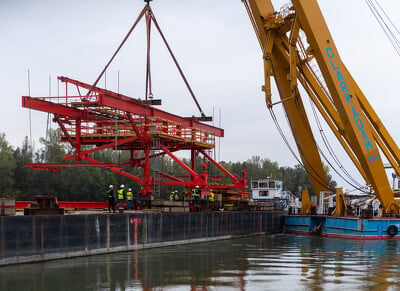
left=15, top=201, right=108, bottom=210
left=21, top=3, right=248, bottom=200
left=22, top=76, right=247, bottom=198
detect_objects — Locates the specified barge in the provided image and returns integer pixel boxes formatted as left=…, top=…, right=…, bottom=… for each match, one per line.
left=285, top=189, right=400, bottom=239
left=285, top=215, right=400, bottom=239
left=0, top=210, right=285, bottom=266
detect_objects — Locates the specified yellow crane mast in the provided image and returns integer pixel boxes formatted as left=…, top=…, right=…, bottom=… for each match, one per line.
left=243, top=0, right=400, bottom=215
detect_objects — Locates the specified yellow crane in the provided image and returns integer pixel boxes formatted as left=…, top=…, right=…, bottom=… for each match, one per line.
left=243, top=0, right=400, bottom=215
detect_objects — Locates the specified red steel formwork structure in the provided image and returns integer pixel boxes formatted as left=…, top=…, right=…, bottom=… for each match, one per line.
left=22, top=2, right=248, bottom=200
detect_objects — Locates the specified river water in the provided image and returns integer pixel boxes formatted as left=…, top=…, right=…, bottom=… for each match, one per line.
left=1, top=234, right=400, bottom=290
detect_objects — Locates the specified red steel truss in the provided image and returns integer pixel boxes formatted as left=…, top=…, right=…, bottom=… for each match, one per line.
left=22, top=77, right=248, bottom=197
left=21, top=2, right=248, bottom=199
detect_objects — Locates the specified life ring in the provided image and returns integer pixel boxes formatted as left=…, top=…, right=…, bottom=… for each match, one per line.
left=387, top=225, right=398, bottom=237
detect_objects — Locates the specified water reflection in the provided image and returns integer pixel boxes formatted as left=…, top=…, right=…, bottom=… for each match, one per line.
left=1, top=235, right=400, bottom=290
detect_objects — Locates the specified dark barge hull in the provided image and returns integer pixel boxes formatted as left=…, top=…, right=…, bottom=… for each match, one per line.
left=0, top=211, right=284, bottom=266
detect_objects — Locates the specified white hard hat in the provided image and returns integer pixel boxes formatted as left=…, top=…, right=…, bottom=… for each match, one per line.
left=109, top=185, right=114, bottom=188
left=195, top=185, right=199, bottom=188
left=120, top=184, right=125, bottom=188
left=129, top=188, right=132, bottom=191
left=175, top=190, right=178, bottom=193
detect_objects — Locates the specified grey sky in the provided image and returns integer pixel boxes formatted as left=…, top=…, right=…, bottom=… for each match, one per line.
left=1, top=0, right=400, bottom=190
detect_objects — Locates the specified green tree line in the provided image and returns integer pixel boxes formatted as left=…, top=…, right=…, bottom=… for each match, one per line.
left=0, top=130, right=336, bottom=201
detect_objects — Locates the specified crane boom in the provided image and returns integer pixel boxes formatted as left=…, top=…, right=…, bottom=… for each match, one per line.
left=247, top=0, right=330, bottom=198
left=244, top=0, right=400, bottom=214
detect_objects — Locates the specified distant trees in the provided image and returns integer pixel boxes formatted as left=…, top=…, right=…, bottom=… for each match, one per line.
left=0, top=133, right=15, bottom=194
left=1, top=131, right=337, bottom=201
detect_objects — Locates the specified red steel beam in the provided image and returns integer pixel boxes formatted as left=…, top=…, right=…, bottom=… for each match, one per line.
left=199, top=149, right=236, bottom=181
left=126, top=113, right=146, bottom=146
left=15, top=201, right=108, bottom=209
left=100, top=93, right=223, bottom=136
left=58, top=76, right=224, bottom=137
left=54, top=115, right=76, bottom=146
left=63, top=136, right=139, bottom=161
left=26, top=163, right=117, bottom=168
left=22, top=96, right=87, bottom=119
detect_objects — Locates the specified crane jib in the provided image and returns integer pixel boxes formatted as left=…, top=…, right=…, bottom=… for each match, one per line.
left=325, top=47, right=378, bottom=160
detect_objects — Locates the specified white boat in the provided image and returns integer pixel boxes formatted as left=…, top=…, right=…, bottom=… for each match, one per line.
left=250, top=178, right=284, bottom=200
left=250, top=178, right=299, bottom=211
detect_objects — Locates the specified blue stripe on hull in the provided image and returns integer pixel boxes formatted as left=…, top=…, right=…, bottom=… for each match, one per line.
left=285, top=215, right=400, bottom=239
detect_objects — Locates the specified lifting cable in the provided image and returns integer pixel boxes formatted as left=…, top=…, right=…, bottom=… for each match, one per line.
left=274, top=100, right=371, bottom=194
left=305, top=97, right=370, bottom=192
left=294, top=47, right=370, bottom=193
left=242, top=0, right=262, bottom=50
left=309, top=98, right=367, bottom=189
left=294, top=63, right=369, bottom=190
left=291, top=81, right=371, bottom=193
left=145, top=7, right=152, bottom=100
left=366, top=0, right=400, bottom=56
left=86, top=2, right=206, bottom=118
left=149, top=9, right=206, bottom=117
left=87, top=7, right=147, bottom=98
left=268, top=106, right=335, bottom=192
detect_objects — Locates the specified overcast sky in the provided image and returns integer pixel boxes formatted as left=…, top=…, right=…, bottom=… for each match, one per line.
left=1, top=0, right=400, bottom=190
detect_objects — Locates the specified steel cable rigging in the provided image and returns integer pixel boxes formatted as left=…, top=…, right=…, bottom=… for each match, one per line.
left=366, top=0, right=400, bottom=56
left=306, top=96, right=369, bottom=191
left=294, top=37, right=371, bottom=193
left=268, top=105, right=336, bottom=192
left=293, top=64, right=370, bottom=192
left=292, top=79, right=372, bottom=193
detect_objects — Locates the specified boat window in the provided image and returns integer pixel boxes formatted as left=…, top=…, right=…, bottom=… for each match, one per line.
left=251, top=182, right=258, bottom=188
left=259, top=190, right=269, bottom=197
left=259, top=182, right=268, bottom=188
left=269, top=181, right=275, bottom=188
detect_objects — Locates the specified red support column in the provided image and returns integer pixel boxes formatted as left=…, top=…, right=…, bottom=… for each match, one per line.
left=191, top=149, right=197, bottom=187
left=76, top=118, right=81, bottom=161
left=143, top=143, right=153, bottom=195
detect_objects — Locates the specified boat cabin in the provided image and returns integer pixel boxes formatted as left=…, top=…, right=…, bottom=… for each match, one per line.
left=250, top=178, right=283, bottom=201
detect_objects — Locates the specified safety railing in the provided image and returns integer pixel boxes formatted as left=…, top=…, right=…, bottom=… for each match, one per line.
left=60, top=116, right=216, bottom=147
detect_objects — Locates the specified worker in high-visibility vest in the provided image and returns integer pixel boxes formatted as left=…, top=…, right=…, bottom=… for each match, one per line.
left=118, top=184, right=125, bottom=209
left=192, top=186, right=200, bottom=206
left=107, top=185, right=116, bottom=213
left=126, top=188, right=133, bottom=210
left=209, top=191, right=215, bottom=202
left=169, top=190, right=178, bottom=201
left=209, top=190, right=215, bottom=210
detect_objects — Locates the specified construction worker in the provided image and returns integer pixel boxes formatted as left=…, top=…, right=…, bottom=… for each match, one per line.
left=118, top=184, right=125, bottom=209
left=192, top=186, right=200, bottom=206
left=126, top=188, right=133, bottom=210
left=209, top=190, right=215, bottom=202
left=209, top=190, right=215, bottom=210
left=107, top=185, right=116, bottom=213
left=169, top=190, right=178, bottom=201
left=175, top=190, right=179, bottom=200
